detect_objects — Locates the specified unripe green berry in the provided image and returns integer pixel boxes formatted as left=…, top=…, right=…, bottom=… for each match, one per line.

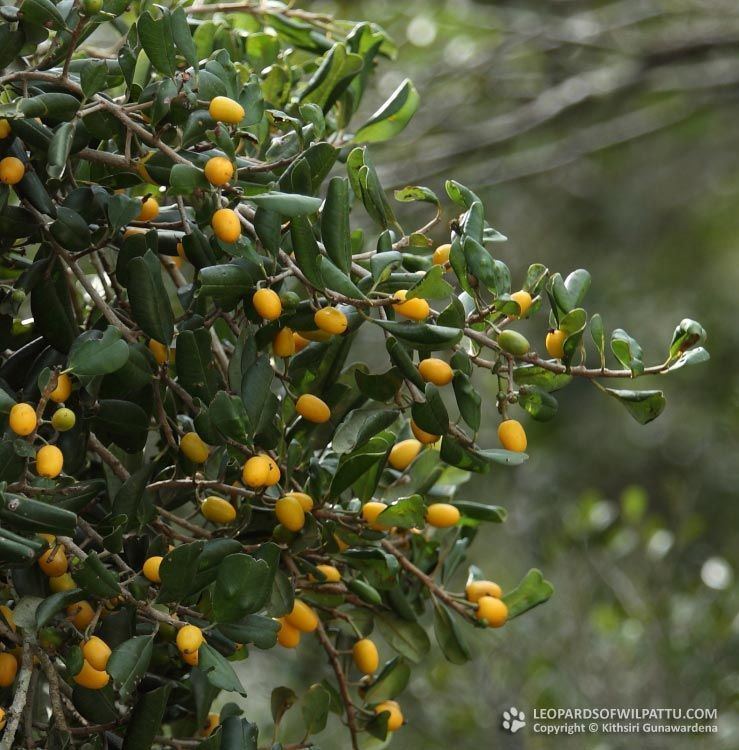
left=51, top=408, right=76, bottom=432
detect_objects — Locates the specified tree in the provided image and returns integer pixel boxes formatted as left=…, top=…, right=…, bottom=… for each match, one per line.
left=0, top=2, right=708, bottom=749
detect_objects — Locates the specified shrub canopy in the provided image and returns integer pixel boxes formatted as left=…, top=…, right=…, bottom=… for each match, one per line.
left=0, top=2, right=708, bottom=749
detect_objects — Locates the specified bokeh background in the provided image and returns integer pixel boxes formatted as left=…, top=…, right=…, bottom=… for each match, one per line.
left=237, top=2, right=739, bottom=747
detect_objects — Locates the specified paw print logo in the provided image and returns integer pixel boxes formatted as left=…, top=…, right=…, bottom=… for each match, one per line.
left=502, top=706, right=526, bottom=734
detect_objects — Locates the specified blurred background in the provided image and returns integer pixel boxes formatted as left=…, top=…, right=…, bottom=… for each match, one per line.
left=241, top=2, right=739, bottom=747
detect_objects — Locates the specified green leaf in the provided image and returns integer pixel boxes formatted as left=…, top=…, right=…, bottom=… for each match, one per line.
left=394, top=185, right=439, bottom=206
left=74, top=552, right=121, bottom=598
left=668, top=318, right=707, bottom=359
left=376, top=614, right=430, bottom=663
left=17, top=93, right=80, bottom=121
left=198, top=644, right=246, bottom=695
left=35, top=589, right=83, bottom=628
left=374, top=320, right=462, bottom=349
left=176, top=328, right=220, bottom=401
left=93, top=400, right=150, bottom=453
left=107, top=636, right=154, bottom=698
left=19, top=0, right=65, bottom=28
left=611, top=328, right=644, bottom=376
left=385, top=337, right=424, bottom=389
left=213, top=554, right=272, bottom=623
left=80, top=60, right=108, bottom=99
left=138, top=10, right=176, bottom=77
left=355, top=78, right=419, bottom=143
left=363, top=657, right=410, bottom=702
left=332, top=407, right=399, bottom=453
left=157, top=541, right=205, bottom=602
left=122, top=684, right=172, bottom=750
left=452, top=372, right=481, bottom=432
left=290, top=215, right=323, bottom=288
left=329, top=435, right=391, bottom=499
left=68, top=327, right=130, bottom=379
left=665, top=346, right=709, bottom=372
left=377, top=494, right=425, bottom=529
left=218, top=615, right=280, bottom=650
left=300, top=43, right=363, bottom=112
left=317, top=255, right=365, bottom=300
left=355, top=367, right=403, bottom=402
left=440, top=436, right=528, bottom=473
left=602, top=387, right=666, bottom=425
left=433, top=601, right=471, bottom=664
left=47, top=122, right=75, bottom=180
left=199, top=263, right=260, bottom=310
left=302, top=684, right=331, bottom=735
left=249, top=192, right=322, bottom=217
left=50, top=206, right=91, bottom=251
left=220, top=716, right=258, bottom=750
left=321, top=177, right=352, bottom=272
left=209, top=391, right=250, bottom=444
left=271, top=686, right=298, bottom=726
left=518, top=387, right=558, bottom=422
left=107, top=194, right=141, bottom=233
left=453, top=501, right=507, bottom=523
left=513, top=365, right=572, bottom=392
left=171, top=6, right=198, bottom=71
left=502, top=568, right=554, bottom=618
left=411, top=384, right=448, bottom=435
left=169, top=163, right=208, bottom=195
left=406, top=265, right=453, bottom=300
left=590, top=313, right=605, bottom=368
left=126, top=251, right=174, bottom=344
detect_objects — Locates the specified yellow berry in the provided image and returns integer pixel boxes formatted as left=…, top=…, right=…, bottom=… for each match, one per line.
left=143, top=556, right=163, bottom=583
left=36, top=445, right=63, bottom=478
left=208, top=96, right=245, bottom=124
left=51, top=573, right=76, bottom=593
left=82, top=636, right=111, bottom=671
left=510, top=290, right=532, bottom=317
left=0, top=119, right=10, bottom=139
left=276, top=618, right=300, bottom=648
left=9, top=402, right=37, bottom=436
left=465, top=580, right=502, bottom=602
left=475, top=595, right=508, bottom=627
left=432, top=243, right=451, bottom=266
left=0, top=707, right=5, bottom=730
left=284, top=492, right=314, bottom=512
left=148, top=339, right=169, bottom=365
left=212, top=208, right=241, bottom=244
left=176, top=624, right=204, bottom=654
left=242, top=454, right=279, bottom=488
left=0, top=156, right=25, bottom=185
left=51, top=407, right=76, bottom=432
left=546, top=328, right=567, bottom=359
left=295, top=394, right=331, bottom=424
left=388, top=439, right=422, bottom=470
left=201, top=496, right=237, bottom=524
left=73, top=659, right=109, bottom=689
left=425, top=503, right=460, bottom=528
left=136, top=197, right=159, bottom=222
left=361, top=501, right=388, bottom=530
left=204, top=156, right=234, bottom=186
left=253, top=288, right=282, bottom=320
left=0, top=653, right=18, bottom=687
left=393, top=290, right=430, bottom=321
left=38, top=544, right=68, bottom=577
left=374, top=700, right=403, bottom=732
left=293, top=332, right=310, bottom=352
left=67, top=600, right=95, bottom=629
left=314, top=564, right=341, bottom=583
left=418, top=358, right=453, bottom=386
left=497, top=419, right=527, bottom=452
left=273, top=327, right=296, bottom=357
left=410, top=420, right=439, bottom=444
left=49, top=373, right=73, bottom=403
left=285, top=600, right=318, bottom=633
left=199, top=713, right=220, bottom=737
left=180, top=432, right=210, bottom=464
left=352, top=638, right=379, bottom=675
left=275, top=495, right=305, bottom=532
left=314, top=307, right=348, bottom=335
